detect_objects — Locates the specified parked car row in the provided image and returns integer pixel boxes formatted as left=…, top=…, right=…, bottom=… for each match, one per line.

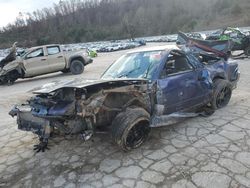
left=0, top=40, right=146, bottom=61
left=1, top=26, right=250, bottom=58
left=63, top=40, right=146, bottom=53
left=137, top=35, right=178, bottom=42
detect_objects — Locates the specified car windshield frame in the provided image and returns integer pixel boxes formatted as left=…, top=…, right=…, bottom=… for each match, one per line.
left=101, top=50, right=164, bottom=80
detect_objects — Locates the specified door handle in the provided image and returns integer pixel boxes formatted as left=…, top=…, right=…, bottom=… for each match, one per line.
left=57, top=56, right=63, bottom=58
left=41, top=59, right=46, bottom=61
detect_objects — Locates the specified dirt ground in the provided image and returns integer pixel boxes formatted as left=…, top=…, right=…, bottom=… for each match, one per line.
left=1, top=43, right=250, bottom=188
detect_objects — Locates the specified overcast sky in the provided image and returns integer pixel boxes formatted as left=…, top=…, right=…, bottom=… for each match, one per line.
left=0, top=0, right=59, bottom=27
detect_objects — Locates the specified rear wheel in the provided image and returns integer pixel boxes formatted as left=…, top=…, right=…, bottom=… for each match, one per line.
left=70, top=60, right=84, bottom=75
left=244, top=46, right=250, bottom=56
left=211, top=79, right=232, bottom=109
left=111, top=107, right=151, bottom=151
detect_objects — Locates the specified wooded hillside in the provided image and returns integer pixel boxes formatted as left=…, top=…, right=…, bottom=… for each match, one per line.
left=0, top=0, right=249, bottom=48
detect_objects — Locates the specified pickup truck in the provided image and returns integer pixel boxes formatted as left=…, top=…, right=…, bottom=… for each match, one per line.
left=0, top=44, right=93, bottom=84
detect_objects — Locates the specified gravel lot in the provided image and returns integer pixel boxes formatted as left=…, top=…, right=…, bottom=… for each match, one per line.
left=0, top=43, right=250, bottom=188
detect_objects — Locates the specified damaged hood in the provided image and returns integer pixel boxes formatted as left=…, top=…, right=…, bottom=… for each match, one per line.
left=31, top=78, right=148, bottom=94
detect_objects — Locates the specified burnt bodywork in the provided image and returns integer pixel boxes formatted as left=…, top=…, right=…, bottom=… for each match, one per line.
left=9, top=46, right=240, bottom=152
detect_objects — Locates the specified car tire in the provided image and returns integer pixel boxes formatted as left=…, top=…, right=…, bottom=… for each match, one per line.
left=244, top=46, right=250, bottom=56
left=70, top=60, right=84, bottom=75
left=111, top=107, right=151, bottom=151
left=211, top=79, right=232, bottom=109
left=0, top=71, right=19, bottom=85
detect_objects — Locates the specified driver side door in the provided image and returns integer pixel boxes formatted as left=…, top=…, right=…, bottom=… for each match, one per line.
left=156, top=53, right=210, bottom=114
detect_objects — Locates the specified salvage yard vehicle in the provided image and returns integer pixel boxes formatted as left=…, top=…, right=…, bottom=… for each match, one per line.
left=0, top=44, right=93, bottom=85
left=177, top=31, right=233, bottom=60
left=86, top=48, right=98, bottom=58
left=206, top=27, right=250, bottom=56
left=9, top=44, right=240, bottom=152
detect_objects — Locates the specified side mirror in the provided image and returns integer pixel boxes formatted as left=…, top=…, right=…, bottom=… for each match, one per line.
left=198, top=70, right=209, bottom=81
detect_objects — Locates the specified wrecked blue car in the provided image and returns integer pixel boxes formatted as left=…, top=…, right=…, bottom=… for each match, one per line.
left=9, top=45, right=240, bottom=152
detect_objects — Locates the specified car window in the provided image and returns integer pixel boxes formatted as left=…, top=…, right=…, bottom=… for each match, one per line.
left=102, top=50, right=163, bottom=79
left=47, top=46, right=60, bottom=55
left=26, top=48, right=44, bottom=59
left=161, top=55, right=193, bottom=78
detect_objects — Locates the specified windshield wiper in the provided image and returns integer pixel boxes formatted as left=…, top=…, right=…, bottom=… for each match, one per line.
left=144, top=61, right=154, bottom=78
left=117, top=67, right=141, bottom=78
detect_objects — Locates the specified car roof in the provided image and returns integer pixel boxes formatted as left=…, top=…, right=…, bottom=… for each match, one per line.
left=28, top=44, right=60, bottom=51
left=127, top=44, right=179, bottom=54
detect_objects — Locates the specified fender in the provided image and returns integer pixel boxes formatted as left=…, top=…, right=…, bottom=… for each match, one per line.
left=0, top=62, right=25, bottom=77
left=69, top=55, right=85, bottom=65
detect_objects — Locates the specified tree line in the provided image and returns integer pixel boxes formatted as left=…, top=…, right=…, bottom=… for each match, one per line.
left=0, top=0, right=249, bottom=48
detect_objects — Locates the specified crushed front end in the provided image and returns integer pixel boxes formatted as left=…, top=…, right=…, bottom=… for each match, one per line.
left=9, top=79, right=150, bottom=152
left=9, top=87, right=92, bottom=152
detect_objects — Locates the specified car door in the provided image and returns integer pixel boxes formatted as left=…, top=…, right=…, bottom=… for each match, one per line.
left=23, top=47, right=48, bottom=77
left=156, top=53, right=210, bottom=114
left=46, top=46, right=66, bottom=72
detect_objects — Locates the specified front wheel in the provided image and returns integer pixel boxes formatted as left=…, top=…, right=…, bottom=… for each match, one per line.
left=111, top=107, right=151, bottom=151
left=70, top=60, right=84, bottom=75
left=211, top=79, right=232, bottom=109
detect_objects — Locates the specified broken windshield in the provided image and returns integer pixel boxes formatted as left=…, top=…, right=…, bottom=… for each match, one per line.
left=102, top=50, right=163, bottom=79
